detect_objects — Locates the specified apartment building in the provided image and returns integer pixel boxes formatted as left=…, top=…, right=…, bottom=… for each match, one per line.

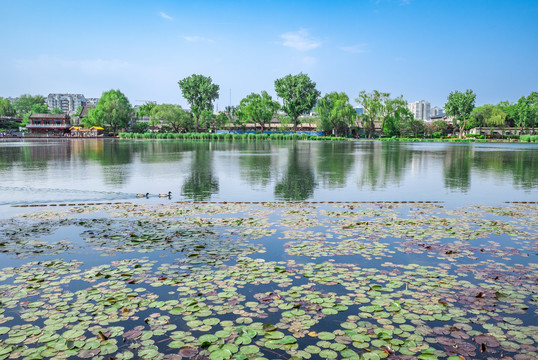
left=46, top=93, right=86, bottom=114
left=407, top=100, right=431, bottom=122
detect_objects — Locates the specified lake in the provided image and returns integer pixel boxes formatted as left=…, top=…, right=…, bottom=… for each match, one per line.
left=0, top=139, right=536, bottom=209
left=0, top=139, right=536, bottom=360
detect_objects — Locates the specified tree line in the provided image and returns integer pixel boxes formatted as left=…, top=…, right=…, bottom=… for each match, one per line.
left=2, top=74, right=536, bottom=137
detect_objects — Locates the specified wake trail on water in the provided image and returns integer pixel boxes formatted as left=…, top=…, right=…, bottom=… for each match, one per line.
left=0, top=186, right=134, bottom=206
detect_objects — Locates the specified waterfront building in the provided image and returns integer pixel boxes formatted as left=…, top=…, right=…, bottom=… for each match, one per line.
left=408, top=100, right=431, bottom=122
left=46, top=93, right=86, bottom=114
left=26, top=114, right=71, bottom=136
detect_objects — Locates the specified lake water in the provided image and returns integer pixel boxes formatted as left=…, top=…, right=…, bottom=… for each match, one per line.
left=0, top=139, right=536, bottom=211
left=0, top=138, right=537, bottom=360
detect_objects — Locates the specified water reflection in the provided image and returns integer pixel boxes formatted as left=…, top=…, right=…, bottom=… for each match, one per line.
left=357, top=142, right=411, bottom=190
left=0, top=139, right=536, bottom=205
left=443, top=145, right=472, bottom=192
left=316, top=142, right=355, bottom=188
left=181, top=143, right=219, bottom=201
left=239, top=142, right=274, bottom=187
left=275, top=143, right=317, bottom=200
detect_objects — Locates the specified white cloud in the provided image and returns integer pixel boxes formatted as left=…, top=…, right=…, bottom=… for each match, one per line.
left=159, top=12, right=173, bottom=21
left=182, top=35, right=214, bottom=43
left=281, top=29, right=321, bottom=51
left=339, top=44, right=368, bottom=54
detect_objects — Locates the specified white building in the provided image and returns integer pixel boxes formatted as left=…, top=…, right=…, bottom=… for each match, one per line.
left=431, top=106, right=445, bottom=118
left=46, top=93, right=86, bottom=115
left=86, top=98, right=99, bottom=107
left=408, top=100, right=431, bottom=122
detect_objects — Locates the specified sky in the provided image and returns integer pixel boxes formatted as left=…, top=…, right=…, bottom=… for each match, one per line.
left=1, top=0, right=537, bottom=109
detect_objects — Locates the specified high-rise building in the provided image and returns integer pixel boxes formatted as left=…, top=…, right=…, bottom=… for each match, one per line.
left=430, top=106, right=445, bottom=118
left=407, top=100, right=431, bottom=122
left=46, top=93, right=86, bottom=114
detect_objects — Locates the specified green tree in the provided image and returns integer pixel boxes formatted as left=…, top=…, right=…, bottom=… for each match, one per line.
left=85, top=89, right=132, bottom=136
left=30, top=104, right=50, bottom=114
left=137, top=102, right=156, bottom=119
left=355, top=90, right=390, bottom=138
left=13, top=94, right=46, bottom=117
left=430, top=120, right=449, bottom=137
left=0, top=98, right=15, bottom=117
left=444, top=89, right=476, bottom=138
left=178, top=74, right=220, bottom=133
left=130, top=122, right=149, bottom=133
left=150, top=104, right=193, bottom=133
left=199, top=110, right=221, bottom=133
left=237, top=91, right=280, bottom=134
left=380, top=99, right=413, bottom=137
left=274, top=73, right=320, bottom=133
left=51, top=107, right=63, bottom=114
left=315, top=92, right=355, bottom=136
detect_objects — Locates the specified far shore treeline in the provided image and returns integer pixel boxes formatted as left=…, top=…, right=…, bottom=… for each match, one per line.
left=1, top=73, right=537, bottom=140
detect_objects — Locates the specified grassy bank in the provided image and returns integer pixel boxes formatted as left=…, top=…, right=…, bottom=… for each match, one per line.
left=119, top=132, right=349, bottom=141
left=379, top=135, right=538, bottom=143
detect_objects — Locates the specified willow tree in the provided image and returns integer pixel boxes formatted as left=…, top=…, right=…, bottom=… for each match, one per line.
left=355, top=90, right=389, bottom=138
left=178, top=74, right=219, bottom=133
left=444, top=89, right=476, bottom=138
left=315, top=92, right=355, bottom=136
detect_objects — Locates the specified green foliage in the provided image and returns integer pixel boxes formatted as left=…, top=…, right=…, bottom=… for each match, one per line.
left=137, top=103, right=156, bottom=119
left=444, top=89, right=476, bottom=138
left=315, top=92, right=355, bottom=137
left=130, top=122, right=149, bottom=134
left=12, top=94, right=46, bottom=117
left=274, top=73, right=320, bottom=133
left=178, top=74, right=220, bottom=132
left=237, top=91, right=280, bottom=133
left=51, top=107, right=63, bottom=114
left=354, top=90, right=389, bottom=138
left=150, top=104, right=193, bottom=133
left=118, top=132, right=349, bottom=142
left=0, top=98, right=15, bottom=117
left=86, top=89, right=132, bottom=135
left=470, top=104, right=507, bottom=128
left=30, top=104, right=50, bottom=114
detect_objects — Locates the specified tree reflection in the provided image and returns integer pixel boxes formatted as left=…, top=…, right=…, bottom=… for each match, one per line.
left=239, top=142, right=274, bottom=187
left=443, top=145, right=472, bottom=192
left=275, top=143, right=316, bottom=200
left=317, top=142, right=355, bottom=188
left=357, top=142, right=411, bottom=190
left=473, top=148, right=538, bottom=190
left=182, top=144, right=219, bottom=200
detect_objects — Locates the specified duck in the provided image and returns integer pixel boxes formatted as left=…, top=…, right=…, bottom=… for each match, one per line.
left=158, top=191, right=172, bottom=198
left=136, top=193, right=149, bottom=198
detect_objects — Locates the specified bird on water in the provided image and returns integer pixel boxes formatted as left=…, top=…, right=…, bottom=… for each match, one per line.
left=136, top=193, right=149, bottom=198
left=158, top=191, right=172, bottom=198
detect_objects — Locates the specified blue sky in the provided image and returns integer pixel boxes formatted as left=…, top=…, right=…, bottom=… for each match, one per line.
left=1, top=0, right=537, bottom=109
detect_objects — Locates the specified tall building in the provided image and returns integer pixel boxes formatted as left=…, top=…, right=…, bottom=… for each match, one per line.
left=407, top=100, right=431, bottom=122
left=430, top=106, right=445, bottom=118
left=46, top=93, right=86, bottom=114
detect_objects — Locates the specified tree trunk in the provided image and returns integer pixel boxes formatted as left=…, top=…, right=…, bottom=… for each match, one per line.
left=194, top=116, right=199, bottom=133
